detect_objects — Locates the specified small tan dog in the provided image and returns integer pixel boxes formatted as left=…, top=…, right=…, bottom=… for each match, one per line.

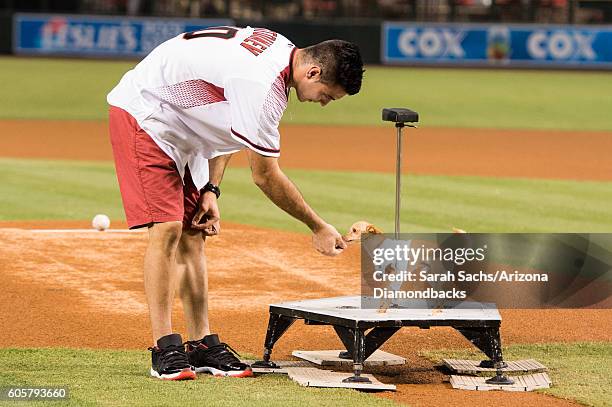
left=342, top=221, right=384, bottom=243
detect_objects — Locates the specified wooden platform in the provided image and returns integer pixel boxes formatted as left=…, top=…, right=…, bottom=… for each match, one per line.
left=444, top=359, right=548, bottom=375
left=292, top=349, right=406, bottom=367
left=270, top=296, right=501, bottom=328
left=450, top=373, right=552, bottom=391
left=286, top=367, right=396, bottom=391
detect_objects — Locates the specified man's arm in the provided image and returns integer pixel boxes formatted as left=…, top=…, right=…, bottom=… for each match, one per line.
left=208, top=154, right=233, bottom=185
left=191, top=154, right=233, bottom=232
left=246, top=149, right=346, bottom=256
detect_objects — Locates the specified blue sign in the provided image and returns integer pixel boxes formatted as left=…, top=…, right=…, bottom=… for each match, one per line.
left=13, top=13, right=232, bottom=57
left=383, top=22, right=612, bottom=68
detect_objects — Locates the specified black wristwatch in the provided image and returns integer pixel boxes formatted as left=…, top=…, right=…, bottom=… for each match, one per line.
left=202, top=182, right=221, bottom=199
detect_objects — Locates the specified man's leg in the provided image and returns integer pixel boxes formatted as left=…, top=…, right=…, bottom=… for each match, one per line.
left=176, top=229, right=210, bottom=340
left=179, top=230, right=252, bottom=377
left=178, top=169, right=252, bottom=377
left=177, top=229, right=253, bottom=377
left=145, top=221, right=183, bottom=344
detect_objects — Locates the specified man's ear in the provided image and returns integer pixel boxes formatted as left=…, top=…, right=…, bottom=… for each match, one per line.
left=306, top=66, right=322, bottom=80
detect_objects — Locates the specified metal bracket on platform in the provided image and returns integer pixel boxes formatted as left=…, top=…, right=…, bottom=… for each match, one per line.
left=332, top=326, right=369, bottom=383
left=337, top=327, right=400, bottom=360
left=252, top=313, right=296, bottom=369
left=456, top=326, right=513, bottom=385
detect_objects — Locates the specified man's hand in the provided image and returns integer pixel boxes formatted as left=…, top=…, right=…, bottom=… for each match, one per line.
left=312, top=223, right=347, bottom=256
left=191, top=192, right=220, bottom=236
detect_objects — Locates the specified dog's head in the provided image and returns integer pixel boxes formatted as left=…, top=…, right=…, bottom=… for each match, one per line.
left=343, top=221, right=383, bottom=242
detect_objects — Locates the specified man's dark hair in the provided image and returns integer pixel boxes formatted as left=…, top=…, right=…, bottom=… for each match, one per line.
left=302, top=40, right=364, bottom=95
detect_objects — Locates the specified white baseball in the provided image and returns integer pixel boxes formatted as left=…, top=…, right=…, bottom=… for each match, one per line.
left=92, top=214, right=111, bottom=231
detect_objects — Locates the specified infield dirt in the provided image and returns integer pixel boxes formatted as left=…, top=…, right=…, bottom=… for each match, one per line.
left=2, top=120, right=611, bottom=406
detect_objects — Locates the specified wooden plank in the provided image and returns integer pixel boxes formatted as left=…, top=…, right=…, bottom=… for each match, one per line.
left=242, top=359, right=313, bottom=374
left=522, top=375, right=534, bottom=389
left=292, top=349, right=406, bottom=367
left=450, top=373, right=552, bottom=392
left=462, top=360, right=477, bottom=375
left=444, top=359, right=548, bottom=375
left=286, top=367, right=396, bottom=391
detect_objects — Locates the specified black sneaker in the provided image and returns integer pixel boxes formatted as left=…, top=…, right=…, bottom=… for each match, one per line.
left=186, top=334, right=252, bottom=378
left=148, top=333, right=196, bottom=380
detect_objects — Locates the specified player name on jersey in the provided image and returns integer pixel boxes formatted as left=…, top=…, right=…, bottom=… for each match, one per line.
left=241, top=28, right=278, bottom=56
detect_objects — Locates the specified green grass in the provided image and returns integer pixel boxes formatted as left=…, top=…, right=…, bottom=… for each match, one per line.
left=0, top=57, right=128, bottom=122
left=2, top=157, right=612, bottom=233
left=422, top=342, right=612, bottom=407
left=0, top=348, right=396, bottom=407
left=1, top=57, right=611, bottom=130
left=0, top=159, right=125, bottom=221
left=287, top=67, right=612, bottom=131
left=1, top=344, right=609, bottom=406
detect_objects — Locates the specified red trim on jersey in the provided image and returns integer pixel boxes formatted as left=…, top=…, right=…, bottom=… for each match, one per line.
left=231, top=128, right=280, bottom=154
left=152, top=80, right=226, bottom=109
left=280, top=47, right=297, bottom=89
left=209, top=82, right=226, bottom=100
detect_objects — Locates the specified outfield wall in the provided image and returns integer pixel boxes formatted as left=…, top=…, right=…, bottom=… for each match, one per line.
left=382, top=22, right=612, bottom=69
left=7, top=12, right=612, bottom=69
left=9, top=13, right=382, bottom=63
left=12, top=13, right=231, bottom=58
left=0, top=13, right=11, bottom=53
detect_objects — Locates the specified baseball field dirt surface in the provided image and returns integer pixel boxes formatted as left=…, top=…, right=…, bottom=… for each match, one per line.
left=1, top=119, right=611, bottom=406
left=1, top=222, right=610, bottom=406
left=2, top=120, right=612, bottom=180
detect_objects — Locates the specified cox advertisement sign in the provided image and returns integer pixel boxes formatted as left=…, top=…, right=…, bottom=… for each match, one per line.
left=383, top=22, right=612, bottom=68
left=13, top=13, right=232, bottom=57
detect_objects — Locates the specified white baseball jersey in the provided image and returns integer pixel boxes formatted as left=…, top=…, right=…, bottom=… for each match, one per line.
left=107, top=26, right=295, bottom=189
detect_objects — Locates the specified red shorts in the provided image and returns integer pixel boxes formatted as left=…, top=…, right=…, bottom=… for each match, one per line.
left=108, top=106, right=200, bottom=229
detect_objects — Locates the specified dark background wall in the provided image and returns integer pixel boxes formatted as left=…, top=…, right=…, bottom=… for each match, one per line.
left=0, top=14, right=382, bottom=63
left=247, top=20, right=381, bottom=64
left=0, top=12, right=11, bottom=53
